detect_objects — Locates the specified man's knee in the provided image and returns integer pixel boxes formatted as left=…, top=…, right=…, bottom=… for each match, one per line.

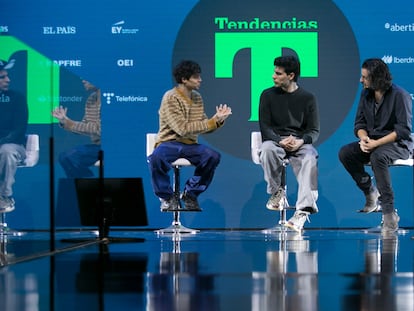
left=370, top=152, right=388, bottom=167
left=207, top=149, right=221, bottom=166
left=58, top=151, right=71, bottom=165
left=338, top=145, right=348, bottom=163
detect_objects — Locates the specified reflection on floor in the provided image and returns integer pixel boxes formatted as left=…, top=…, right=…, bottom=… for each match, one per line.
left=1, top=229, right=414, bottom=311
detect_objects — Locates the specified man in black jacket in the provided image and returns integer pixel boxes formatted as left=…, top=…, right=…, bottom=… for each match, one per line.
left=339, top=58, right=413, bottom=234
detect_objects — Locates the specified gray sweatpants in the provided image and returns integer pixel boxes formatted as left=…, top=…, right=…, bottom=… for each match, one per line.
left=0, top=143, right=26, bottom=197
left=259, top=140, right=318, bottom=210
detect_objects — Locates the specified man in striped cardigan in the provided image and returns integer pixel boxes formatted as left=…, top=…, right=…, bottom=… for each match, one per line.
left=148, top=60, right=232, bottom=211
left=52, top=79, right=101, bottom=178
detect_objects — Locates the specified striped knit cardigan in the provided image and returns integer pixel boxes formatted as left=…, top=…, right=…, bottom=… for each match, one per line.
left=60, top=89, right=101, bottom=145
left=155, top=87, right=223, bottom=147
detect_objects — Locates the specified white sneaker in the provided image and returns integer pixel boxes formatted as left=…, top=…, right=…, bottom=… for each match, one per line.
left=0, top=196, right=15, bottom=213
left=284, top=210, right=310, bottom=232
left=266, top=188, right=285, bottom=211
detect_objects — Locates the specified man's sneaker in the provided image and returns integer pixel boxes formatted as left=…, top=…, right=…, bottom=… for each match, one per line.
left=0, top=196, right=15, bottom=213
left=160, top=196, right=179, bottom=212
left=181, top=192, right=202, bottom=211
left=381, top=211, right=400, bottom=234
left=266, top=188, right=285, bottom=211
left=361, top=186, right=380, bottom=213
left=284, top=210, right=310, bottom=233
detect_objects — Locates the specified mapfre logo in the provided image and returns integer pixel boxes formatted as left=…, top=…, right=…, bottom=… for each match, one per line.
left=173, top=0, right=359, bottom=159
left=53, top=60, right=82, bottom=67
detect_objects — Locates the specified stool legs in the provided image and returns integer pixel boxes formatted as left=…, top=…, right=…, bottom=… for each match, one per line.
left=262, top=161, right=295, bottom=234
left=0, top=213, right=24, bottom=237
left=155, top=165, right=199, bottom=235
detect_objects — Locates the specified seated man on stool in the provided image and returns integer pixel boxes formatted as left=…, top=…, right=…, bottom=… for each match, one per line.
left=0, top=59, right=28, bottom=213
left=147, top=60, right=232, bottom=211
left=339, top=58, right=413, bottom=234
left=258, top=55, right=320, bottom=232
left=51, top=79, right=101, bottom=178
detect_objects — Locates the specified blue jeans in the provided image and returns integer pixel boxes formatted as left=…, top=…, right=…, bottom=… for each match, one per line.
left=59, top=144, right=101, bottom=178
left=147, top=141, right=221, bottom=200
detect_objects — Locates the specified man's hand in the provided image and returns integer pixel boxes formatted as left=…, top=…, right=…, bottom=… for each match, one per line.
left=280, top=135, right=304, bottom=152
left=214, top=104, right=232, bottom=123
left=359, top=136, right=378, bottom=153
left=51, top=106, right=68, bottom=124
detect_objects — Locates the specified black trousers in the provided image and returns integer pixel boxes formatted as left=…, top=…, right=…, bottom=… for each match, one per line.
left=338, top=141, right=409, bottom=214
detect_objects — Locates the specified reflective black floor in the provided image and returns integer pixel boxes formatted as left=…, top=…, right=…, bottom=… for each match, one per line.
left=1, top=227, right=414, bottom=311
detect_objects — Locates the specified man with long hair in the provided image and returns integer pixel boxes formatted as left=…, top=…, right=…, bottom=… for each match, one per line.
left=339, top=58, right=413, bottom=233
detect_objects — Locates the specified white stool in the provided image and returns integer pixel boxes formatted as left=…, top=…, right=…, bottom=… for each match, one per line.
left=0, top=134, right=40, bottom=236
left=146, top=133, right=199, bottom=235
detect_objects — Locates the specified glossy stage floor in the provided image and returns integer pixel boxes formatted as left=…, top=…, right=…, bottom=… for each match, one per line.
left=1, top=226, right=414, bottom=311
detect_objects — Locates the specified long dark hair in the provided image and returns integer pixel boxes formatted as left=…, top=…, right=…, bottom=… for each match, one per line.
left=362, top=58, right=392, bottom=92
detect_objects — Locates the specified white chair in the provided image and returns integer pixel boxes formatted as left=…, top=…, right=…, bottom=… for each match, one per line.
left=251, top=131, right=295, bottom=233
left=146, top=133, right=199, bottom=234
left=1, top=134, right=40, bottom=236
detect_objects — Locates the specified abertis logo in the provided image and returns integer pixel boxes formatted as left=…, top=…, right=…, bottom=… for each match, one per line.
left=173, top=0, right=360, bottom=159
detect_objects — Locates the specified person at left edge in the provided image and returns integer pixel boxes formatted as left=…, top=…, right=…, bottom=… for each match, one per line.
left=0, top=59, right=28, bottom=213
left=148, top=60, right=232, bottom=212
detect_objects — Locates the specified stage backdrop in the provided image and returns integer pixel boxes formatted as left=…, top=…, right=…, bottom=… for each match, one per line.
left=1, top=0, right=413, bottom=230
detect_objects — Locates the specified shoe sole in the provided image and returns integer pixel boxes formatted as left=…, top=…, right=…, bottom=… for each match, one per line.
left=266, top=204, right=283, bottom=211
left=0, top=206, right=15, bottom=213
left=283, top=222, right=302, bottom=233
left=358, top=205, right=380, bottom=213
left=161, top=208, right=181, bottom=212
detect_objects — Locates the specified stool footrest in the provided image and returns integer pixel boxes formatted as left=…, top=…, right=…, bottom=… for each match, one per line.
left=162, top=208, right=202, bottom=212
left=357, top=209, right=382, bottom=213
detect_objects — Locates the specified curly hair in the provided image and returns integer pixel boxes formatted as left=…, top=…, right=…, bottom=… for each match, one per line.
left=362, top=58, right=392, bottom=92
left=173, top=60, right=201, bottom=84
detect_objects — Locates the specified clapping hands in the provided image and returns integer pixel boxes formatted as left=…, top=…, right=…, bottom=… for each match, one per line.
left=214, top=104, right=232, bottom=123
